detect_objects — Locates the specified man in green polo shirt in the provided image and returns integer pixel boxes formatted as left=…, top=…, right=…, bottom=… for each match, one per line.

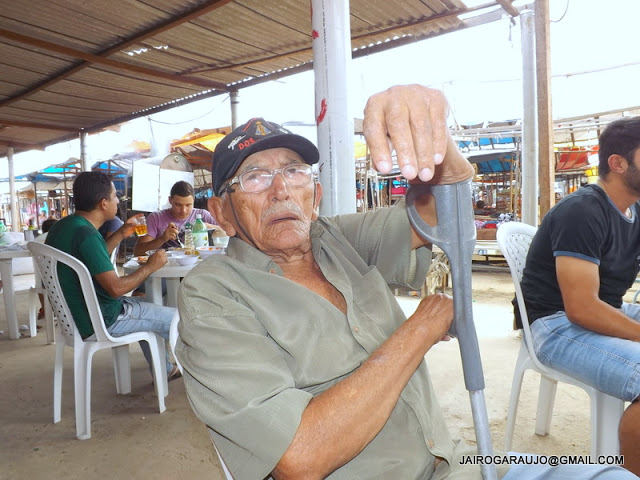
left=46, top=171, right=180, bottom=380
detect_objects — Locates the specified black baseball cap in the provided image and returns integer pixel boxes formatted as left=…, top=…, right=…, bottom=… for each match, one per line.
left=212, top=118, right=319, bottom=196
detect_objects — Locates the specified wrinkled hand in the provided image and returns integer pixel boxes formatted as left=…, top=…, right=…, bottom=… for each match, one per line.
left=409, top=293, right=454, bottom=343
left=146, top=250, right=168, bottom=270
left=162, top=222, right=179, bottom=242
left=362, top=84, right=474, bottom=184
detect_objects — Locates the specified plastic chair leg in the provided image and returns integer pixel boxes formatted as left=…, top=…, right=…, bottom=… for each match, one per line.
left=147, top=336, right=167, bottom=413
left=43, top=297, right=54, bottom=344
left=504, top=340, right=531, bottom=451
left=27, top=287, right=38, bottom=337
left=74, top=348, right=93, bottom=440
left=591, top=391, right=624, bottom=456
left=112, top=345, right=132, bottom=395
left=53, top=338, right=65, bottom=423
left=534, top=375, right=558, bottom=436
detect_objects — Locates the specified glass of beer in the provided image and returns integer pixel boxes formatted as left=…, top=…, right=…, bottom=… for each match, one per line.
left=134, top=216, right=148, bottom=236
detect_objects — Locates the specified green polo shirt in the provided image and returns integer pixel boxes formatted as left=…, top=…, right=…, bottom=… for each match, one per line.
left=46, top=215, right=120, bottom=338
left=177, top=201, right=508, bottom=480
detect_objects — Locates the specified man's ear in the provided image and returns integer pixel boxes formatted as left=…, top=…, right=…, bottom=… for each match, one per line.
left=209, top=196, right=236, bottom=236
left=312, top=181, right=323, bottom=220
left=609, top=154, right=627, bottom=174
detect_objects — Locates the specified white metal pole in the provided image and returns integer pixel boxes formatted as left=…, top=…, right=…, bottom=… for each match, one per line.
left=80, top=131, right=90, bottom=172
left=7, top=146, right=19, bottom=231
left=520, top=10, right=539, bottom=227
left=311, top=0, right=355, bottom=216
left=230, top=90, right=240, bottom=130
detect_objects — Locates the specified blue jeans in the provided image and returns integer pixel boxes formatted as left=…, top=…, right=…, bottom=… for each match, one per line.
left=503, top=455, right=637, bottom=479
left=531, top=303, right=640, bottom=402
left=107, top=297, right=175, bottom=375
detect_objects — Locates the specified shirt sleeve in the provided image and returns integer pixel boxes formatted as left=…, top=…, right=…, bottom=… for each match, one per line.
left=145, top=211, right=163, bottom=239
left=176, top=270, right=312, bottom=479
left=548, top=194, right=607, bottom=264
left=75, top=227, right=113, bottom=275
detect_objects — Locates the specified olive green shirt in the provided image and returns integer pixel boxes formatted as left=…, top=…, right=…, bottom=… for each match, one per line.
left=177, top=202, right=507, bottom=480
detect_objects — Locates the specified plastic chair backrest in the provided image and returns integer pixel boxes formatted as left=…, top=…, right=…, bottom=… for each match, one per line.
left=28, top=242, right=116, bottom=344
left=110, top=245, right=119, bottom=269
left=496, top=221, right=546, bottom=372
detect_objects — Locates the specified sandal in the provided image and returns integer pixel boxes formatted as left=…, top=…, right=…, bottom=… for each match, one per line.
left=168, top=365, right=182, bottom=382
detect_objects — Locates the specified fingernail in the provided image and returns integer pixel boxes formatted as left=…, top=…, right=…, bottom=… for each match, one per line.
left=377, top=160, right=391, bottom=172
left=434, top=153, right=444, bottom=165
left=401, top=164, right=417, bottom=179
left=419, top=168, right=433, bottom=182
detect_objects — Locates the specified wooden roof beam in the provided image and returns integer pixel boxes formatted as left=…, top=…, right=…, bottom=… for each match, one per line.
left=0, top=0, right=233, bottom=108
left=0, top=139, right=46, bottom=150
left=496, top=0, right=520, bottom=17
left=0, top=118, right=81, bottom=131
left=0, top=28, right=227, bottom=91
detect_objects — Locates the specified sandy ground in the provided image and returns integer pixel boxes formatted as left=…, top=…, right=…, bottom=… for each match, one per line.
left=0, top=270, right=634, bottom=479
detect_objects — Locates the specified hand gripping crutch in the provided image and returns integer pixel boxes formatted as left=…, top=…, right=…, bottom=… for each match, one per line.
left=406, top=180, right=497, bottom=480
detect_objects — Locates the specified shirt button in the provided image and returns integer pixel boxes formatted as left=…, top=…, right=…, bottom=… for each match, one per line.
left=353, top=326, right=359, bottom=333
left=428, top=439, right=434, bottom=448
left=269, top=269, right=276, bottom=274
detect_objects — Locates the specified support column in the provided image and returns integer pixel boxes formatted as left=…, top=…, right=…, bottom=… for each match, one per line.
left=80, top=131, right=90, bottom=172
left=230, top=90, right=240, bottom=130
left=311, top=0, right=355, bottom=216
left=520, top=10, right=539, bottom=227
left=7, top=147, right=19, bottom=231
left=535, top=0, right=554, bottom=219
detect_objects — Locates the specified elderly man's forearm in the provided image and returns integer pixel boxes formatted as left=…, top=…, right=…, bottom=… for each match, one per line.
left=273, top=314, right=445, bottom=478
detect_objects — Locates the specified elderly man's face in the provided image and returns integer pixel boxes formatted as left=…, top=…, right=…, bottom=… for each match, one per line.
left=211, top=148, right=321, bottom=254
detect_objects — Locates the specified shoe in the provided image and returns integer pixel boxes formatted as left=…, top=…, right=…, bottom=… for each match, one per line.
left=168, top=365, right=182, bottom=382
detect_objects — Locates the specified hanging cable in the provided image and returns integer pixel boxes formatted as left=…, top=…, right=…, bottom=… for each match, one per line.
left=148, top=94, right=230, bottom=125
left=551, top=0, right=570, bottom=23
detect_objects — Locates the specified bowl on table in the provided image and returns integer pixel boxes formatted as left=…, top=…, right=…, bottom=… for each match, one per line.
left=174, top=254, right=199, bottom=266
left=197, top=246, right=225, bottom=259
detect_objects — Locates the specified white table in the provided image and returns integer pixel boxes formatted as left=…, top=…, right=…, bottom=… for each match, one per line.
left=0, top=246, right=32, bottom=339
left=123, top=259, right=200, bottom=307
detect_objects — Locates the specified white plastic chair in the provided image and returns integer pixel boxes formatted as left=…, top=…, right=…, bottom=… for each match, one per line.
left=27, top=255, right=55, bottom=343
left=497, top=221, right=624, bottom=457
left=28, top=242, right=168, bottom=440
left=169, top=314, right=233, bottom=480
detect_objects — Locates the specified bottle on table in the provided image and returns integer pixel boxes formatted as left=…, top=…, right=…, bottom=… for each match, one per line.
left=184, top=222, right=195, bottom=255
left=192, top=214, right=209, bottom=249
left=0, top=220, right=8, bottom=245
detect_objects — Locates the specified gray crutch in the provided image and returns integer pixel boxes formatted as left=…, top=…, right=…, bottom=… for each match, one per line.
left=406, top=180, right=497, bottom=480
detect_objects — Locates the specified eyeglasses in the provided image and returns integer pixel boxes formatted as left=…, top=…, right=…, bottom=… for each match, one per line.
left=222, top=163, right=314, bottom=194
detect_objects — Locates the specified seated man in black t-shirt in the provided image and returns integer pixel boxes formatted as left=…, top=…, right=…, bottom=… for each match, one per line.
left=520, top=116, right=640, bottom=475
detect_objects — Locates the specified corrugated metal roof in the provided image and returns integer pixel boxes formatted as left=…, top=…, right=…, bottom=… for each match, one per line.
left=0, top=0, right=519, bottom=158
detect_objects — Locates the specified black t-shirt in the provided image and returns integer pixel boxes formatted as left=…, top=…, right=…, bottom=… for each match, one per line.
left=521, top=184, right=640, bottom=323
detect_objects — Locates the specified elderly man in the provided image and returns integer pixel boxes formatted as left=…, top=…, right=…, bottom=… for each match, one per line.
left=46, top=172, right=181, bottom=381
left=133, top=180, right=217, bottom=256
left=176, top=86, right=637, bottom=480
